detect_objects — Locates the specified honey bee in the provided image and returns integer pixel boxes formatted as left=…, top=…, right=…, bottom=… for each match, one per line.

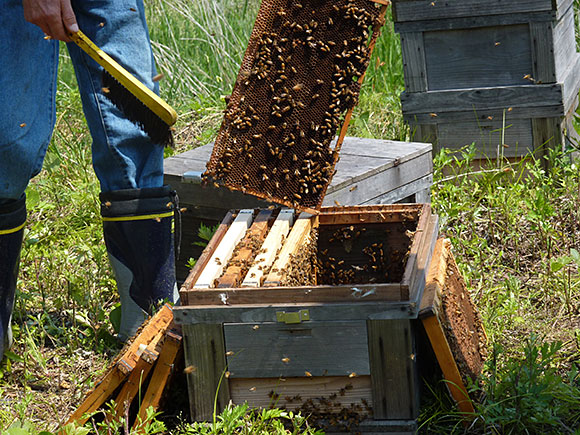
left=281, top=357, right=291, bottom=363
left=183, top=365, right=197, bottom=374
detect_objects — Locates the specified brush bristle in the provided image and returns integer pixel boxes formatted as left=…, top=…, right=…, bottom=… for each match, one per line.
left=102, top=71, right=174, bottom=147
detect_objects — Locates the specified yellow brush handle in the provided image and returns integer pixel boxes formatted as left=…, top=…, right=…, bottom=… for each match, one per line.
left=70, top=30, right=178, bottom=126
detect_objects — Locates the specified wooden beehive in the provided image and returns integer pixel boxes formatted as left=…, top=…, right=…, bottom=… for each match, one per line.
left=173, top=204, right=439, bottom=433
left=164, top=137, right=433, bottom=283
left=392, top=0, right=580, bottom=159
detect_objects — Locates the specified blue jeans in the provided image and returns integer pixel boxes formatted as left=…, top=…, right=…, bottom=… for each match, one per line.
left=0, top=0, right=165, bottom=206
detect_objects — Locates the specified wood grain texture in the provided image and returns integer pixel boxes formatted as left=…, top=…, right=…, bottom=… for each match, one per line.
left=367, top=319, right=419, bottom=420
left=229, top=376, right=372, bottom=412
left=241, top=209, right=295, bottom=287
left=401, top=32, right=427, bottom=92
left=395, top=12, right=559, bottom=34
left=418, top=238, right=448, bottom=319
left=216, top=210, right=273, bottom=288
left=263, top=213, right=316, bottom=286
left=408, top=214, right=439, bottom=303
left=401, top=84, right=563, bottom=115
left=530, top=21, right=556, bottom=84
left=182, top=324, right=230, bottom=421
left=64, top=366, right=127, bottom=427
left=436, top=119, right=535, bottom=157
left=393, top=0, right=554, bottom=23
left=224, top=321, right=370, bottom=378
left=422, top=316, right=475, bottom=415
left=174, top=300, right=418, bottom=325
left=133, top=330, right=183, bottom=432
left=180, top=283, right=405, bottom=306
left=362, top=175, right=433, bottom=205
left=193, top=210, right=254, bottom=289
left=401, top=204, right=431, bottom=295
left=181, top=212, right=235, bottom=299
left=323, top=151, right=433, bottom=207
left=405, top=105, right=565, bottom=124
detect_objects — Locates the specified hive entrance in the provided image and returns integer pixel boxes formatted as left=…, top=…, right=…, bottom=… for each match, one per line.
left=204, top=0, right=386, bottom=212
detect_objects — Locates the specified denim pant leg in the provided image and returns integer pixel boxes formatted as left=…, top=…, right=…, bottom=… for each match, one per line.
left=0, top=1, right=59, bottom=205
left=67, top=0, right=165, bottom=193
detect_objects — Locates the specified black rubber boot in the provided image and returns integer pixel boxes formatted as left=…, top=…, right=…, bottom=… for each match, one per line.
left=100, top=186, right=179, bottom=341
left=0, top=196, right=26, bottom=359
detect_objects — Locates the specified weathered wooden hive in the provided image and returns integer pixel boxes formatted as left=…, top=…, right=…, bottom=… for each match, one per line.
left=174, top=204, right=440, bottom=433
left=393, top=0, right=580, bottom=159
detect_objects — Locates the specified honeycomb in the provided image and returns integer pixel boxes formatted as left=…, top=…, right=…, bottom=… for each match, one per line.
left=204, top=0, right=386, bottom=212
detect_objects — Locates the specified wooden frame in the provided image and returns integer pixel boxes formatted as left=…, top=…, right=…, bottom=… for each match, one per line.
left=175, top=204, right=440, bottom=426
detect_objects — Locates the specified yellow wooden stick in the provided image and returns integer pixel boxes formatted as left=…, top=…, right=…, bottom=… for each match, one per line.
left=70, top=30, right=178, bottom=126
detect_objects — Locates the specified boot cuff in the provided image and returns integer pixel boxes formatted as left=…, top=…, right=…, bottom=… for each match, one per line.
left=0, top=195, right=26, bottom=232
left=100, top=186, right=176, bottom=218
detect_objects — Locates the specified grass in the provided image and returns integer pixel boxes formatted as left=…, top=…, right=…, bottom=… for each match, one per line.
left=1, top=0, right=580, bottom=433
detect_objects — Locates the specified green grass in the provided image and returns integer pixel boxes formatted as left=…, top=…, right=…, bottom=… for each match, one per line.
left=1, top=0, right=580, bottom=433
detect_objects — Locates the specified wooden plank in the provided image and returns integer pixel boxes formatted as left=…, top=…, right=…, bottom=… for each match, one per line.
left=241, top=209, right=295, bottom=287
left=401, top=32, right=427, bottom=92
left=264, top=213, right=317, bottom=286
left=323, top=152, right=433, bottom=206
left=193, top=209, right=254, bottom=289
left=561, top=55, right=580, bottom=112
left=115, top=303, right=174, bottom=371
left=400, top=83, right=563, bottom=115
left=395, top=11, right=558, bottom=33
left=180, top=283, right=405, bottom=306
left=181, top=212, right=235, bottom=298
left=64, top=303, right=172, bottom=427
left=174, top=301, right=418, bottom=325
left=63, top=366, right=127, bottom=428
left=337, top=137, right=431, bottom=160
left=553, top=6, right=576, bottom=82
left=133, top=329, right=183, bottom=433
left=216, top=210, right=273, bottom=288
left=401, top=204, right=431, bottom=294
left=367, top=319, right=419, bottom=420
left=361, top=174, right=433, bottom=206
left=229, top=376, right=372, bottom=412
left=418, top=238, right=448, bottom=319
left=424, top=25, right=532, bottom=91
left=532, top=117, right=564, bottom=162
left=182, top=324, right=230, bottom=421
left=530, top=22, right=557, bottom=84
left=424, top=315, right=476, bottom=416
left=224, top=321, right=369, bottom=378
left=405, top=105, right=565, bottom=124
left=436, top=119, right=535, bottom=158
left=109, top=349, right=158, bottom=425
left=393, top=0, right=553, bottom=23
left=408, top=214, right=439, bottom=302
left=318, top=208, right=422, bottom=226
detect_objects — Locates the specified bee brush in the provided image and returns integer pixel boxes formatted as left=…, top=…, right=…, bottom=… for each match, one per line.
left=69, top=30, right=177, bottom=147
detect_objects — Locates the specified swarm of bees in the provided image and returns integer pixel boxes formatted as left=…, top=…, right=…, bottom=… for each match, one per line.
left=204, top=0, right=384, bottom=211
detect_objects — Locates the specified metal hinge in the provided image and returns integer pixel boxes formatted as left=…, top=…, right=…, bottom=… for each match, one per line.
left=276, top=309, right=310, bottom=324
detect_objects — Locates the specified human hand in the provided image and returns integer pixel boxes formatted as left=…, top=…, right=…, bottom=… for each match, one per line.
left=22, top=0, right=79, bottom=42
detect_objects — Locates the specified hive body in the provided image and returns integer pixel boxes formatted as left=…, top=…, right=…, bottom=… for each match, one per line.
left=393, top=0, right=580, bottom=158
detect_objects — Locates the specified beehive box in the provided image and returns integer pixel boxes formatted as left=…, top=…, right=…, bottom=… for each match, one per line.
left=392, top=0, right=580, bottom=159
left=173, top=204, right=439, bottom=433
left=164, top=137, right=433, bottom=283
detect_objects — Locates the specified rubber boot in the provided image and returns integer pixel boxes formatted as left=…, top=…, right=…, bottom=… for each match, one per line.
left=0, top=196, right=26, bottom=359
left=100, top=186, right=179, bottom=341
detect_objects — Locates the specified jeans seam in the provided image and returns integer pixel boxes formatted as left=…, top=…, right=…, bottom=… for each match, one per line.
left=77, top=49, right=131, bottom=186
